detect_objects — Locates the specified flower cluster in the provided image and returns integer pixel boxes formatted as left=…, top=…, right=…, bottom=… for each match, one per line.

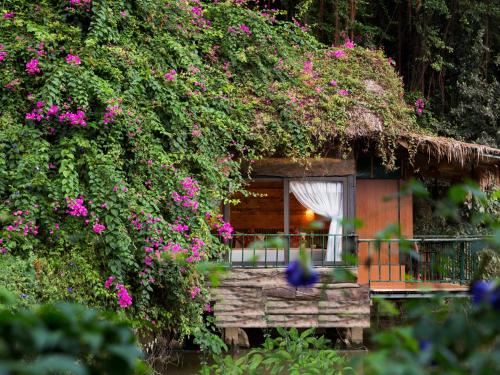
left=66, top=54, right=81, bottom=65
left=207, top=213, right=233, bottom=241
left=25, top=101, right=46, bottom=121
left=228, top=24, right=252, bottom=36
left=303, top=60, right=313, bottom=76
left=116, top=284, right=133, bottom=308
left=26, top=59, right=41, bottom=75
left=344, top=38, right=355, bottom=49
left=0, top=45, right=8, bottom=62
left=0, top=239, right=7, bottom=254
left=171, top=177, right=200, bottom=212
left=66, top=197, right=88, bottom=217
left=104, top=277, right=133, bottom=308
left=327, top=49, right=346, bottom=59
left=285, top=259, right=319, bottom=287
left=190, top=286, right=201, bottom=299
left=92, top=221, right=106, bottom=234
left=103, top=99, right=122, bottom=124
left=4, top=210, right=39, bottom=237
left=470, top=281, right=499, bottom=310
left=164, top=69, right=177, bottom=81
left=415, top=98, right=425, bottom=116
left=104, top=276, right=115, bottom=289
left=59, top=109, right=87, bottom=126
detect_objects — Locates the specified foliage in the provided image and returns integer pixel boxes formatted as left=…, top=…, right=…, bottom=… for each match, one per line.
left=254, top=0, right=500, bottom=147
left=200, top=327, right=353, bottom=375
left=0, top=289, right=149, bottom=375
left=356, top=294, right=500, bottom=375
left=0, top=0, right=417, bottom=341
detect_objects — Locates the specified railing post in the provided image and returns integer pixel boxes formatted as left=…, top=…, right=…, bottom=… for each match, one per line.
left=459, top=241, right=465, bottom=285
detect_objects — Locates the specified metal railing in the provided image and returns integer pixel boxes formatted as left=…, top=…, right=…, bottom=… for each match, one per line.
left=361, top=237, right=486, bottom=285
left=225, top=234, right=490, bottom=285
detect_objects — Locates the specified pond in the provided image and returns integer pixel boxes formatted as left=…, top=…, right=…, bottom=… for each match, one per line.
left=162, top=350, right=367, bottom=374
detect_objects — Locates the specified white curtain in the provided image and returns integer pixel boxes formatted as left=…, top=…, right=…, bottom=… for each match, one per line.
left=290, top=181, right=343, bottom=262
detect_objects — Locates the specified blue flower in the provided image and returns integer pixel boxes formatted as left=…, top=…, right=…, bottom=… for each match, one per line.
left=67, top=287, right=73, bottom=293
left=470, top=280, right=500, bottom=310
left=285, top=260, right=319, bottom=287
left=20, top=293, right=28, bottom=299
left=470, top=281, right=492, bottom=305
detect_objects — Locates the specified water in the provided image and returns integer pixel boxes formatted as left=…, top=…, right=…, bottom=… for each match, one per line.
left=159, top=350, right=367, bottom=374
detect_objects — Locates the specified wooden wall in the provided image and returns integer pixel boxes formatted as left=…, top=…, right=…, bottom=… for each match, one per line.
left=230, top=181, right=329, bottom=232
left=230, top=181, right=284, bottom=231
left=213, top=268, right=370, bottom=328
left=356, top=179, right=413, bottom=285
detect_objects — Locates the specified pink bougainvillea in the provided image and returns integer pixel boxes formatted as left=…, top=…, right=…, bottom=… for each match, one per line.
left=0, top=44, right=7, bottom=62
left=59, top=109, right=86, bottom=126
left=116, top=284, right=132, bottom=308
left=104, top=276, right=115, bottom=289
left=338, top=89, right=349, bottom=96
left=190, top=286, right=201, bottom=299
left=239, top=24, right=252, bottom=36
left=303, top=60, right=313, bottom=76
left=415, top=98, right=425, bottom=116
left=26, top=59, right=41, bottom=75
left=66, top=197, right=88, bottom=217
left=92, top=221, right=106, bottom=234
left=164, top=69, right=177, bottom=81
left=66, top=54, right=81, bottom=65
left=344, top=38, right=355, bottom=49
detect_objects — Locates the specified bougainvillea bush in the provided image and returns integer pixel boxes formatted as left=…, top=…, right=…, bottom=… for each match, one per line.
left=0, top=0, right=415, bottom=339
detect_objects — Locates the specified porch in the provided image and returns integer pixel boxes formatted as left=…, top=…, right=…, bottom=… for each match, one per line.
left=224, top=234, right=484, bottom=290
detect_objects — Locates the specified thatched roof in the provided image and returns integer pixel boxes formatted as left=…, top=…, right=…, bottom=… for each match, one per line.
left=341, top=78, right=499, bottom=186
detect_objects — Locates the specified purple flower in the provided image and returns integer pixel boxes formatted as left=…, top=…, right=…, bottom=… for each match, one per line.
left=285, top=260, right=319, bottom=287
left=67, top=287, right=73, bottom=293
left=3, top=12, right=14, bottom=19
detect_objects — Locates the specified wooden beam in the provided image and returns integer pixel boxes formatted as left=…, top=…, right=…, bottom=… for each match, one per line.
left=247, top=158, right=355, bottom=177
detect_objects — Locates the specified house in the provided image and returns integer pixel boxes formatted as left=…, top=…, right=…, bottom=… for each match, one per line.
left=211, top=61, right=500, bottom=347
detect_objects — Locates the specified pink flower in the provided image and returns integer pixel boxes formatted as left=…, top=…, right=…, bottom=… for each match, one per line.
left=104, top=276, right=115, bottom=289
left=92, top=222, right=106, bottom=234
left=144, top=256, right=153, bottom=266
left=344, top=38, right=355, bottom=49
left=47, top=105, right=59, bottom=116
left=66, top=54, right=81, bottom=65
left=332, top=50, right=346, bottom=59
left=204, top=303, right=212, bottom=313
left=59, top=109, right=86, bottom=126
left=239, top=24, right=252, bottom=36
left=116, top=284, right=132, bottom=308
left=415, top=98, right=425, bottom=116
left=66, top=197, right=88, bottom=217
left=303, top=60, right=313, bottom=76
left=329, top=80, right=337, bottom=86
left=190, top=286, right=201, bottom=299
left=119, top=10, right=127, bottom=17
left=338, top=89, right=349, bottom=96
left=3, top=13, right=14, bottom=19
left=192, top=6, right=202, bottom=16
left=164, top=69, right=177, bottom=81
left=26, top=59, right=41, bottom=75
left=0, top=45, right=7, bottom=62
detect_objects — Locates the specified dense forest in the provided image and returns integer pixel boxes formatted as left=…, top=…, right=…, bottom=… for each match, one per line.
left=251, top=0, right=499, bottom=147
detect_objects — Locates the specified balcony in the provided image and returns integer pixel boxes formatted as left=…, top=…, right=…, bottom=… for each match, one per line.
left=223, top=234, right=489, bottom=287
